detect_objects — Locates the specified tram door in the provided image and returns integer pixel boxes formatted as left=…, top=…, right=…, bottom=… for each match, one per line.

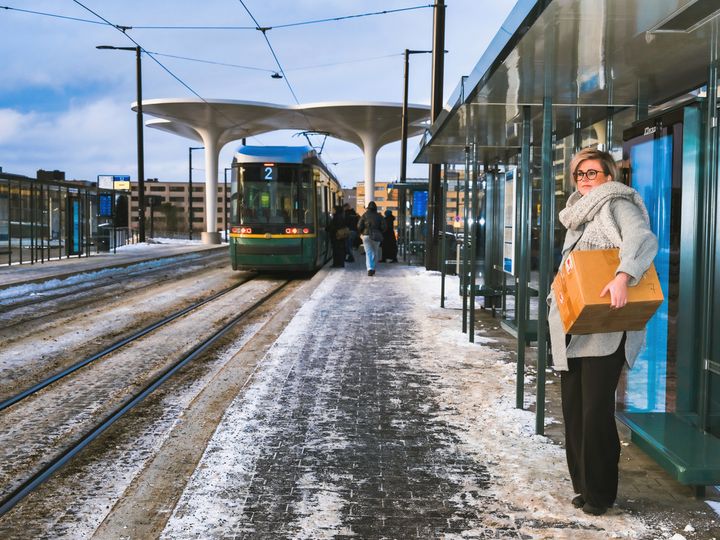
left=66, top=196, right=82, bottom=255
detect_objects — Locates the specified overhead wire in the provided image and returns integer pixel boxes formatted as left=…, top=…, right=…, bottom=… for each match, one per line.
left=145, top=51, right=276, bottom=74
left=236, top=0, right=297, bottom=103
left=267, top=4, right=433, bottom=30
left=69, top=0, right=267, bottom=145
left=235, top=0, right=317, bottom=151
left=5, top=1, right=430, bottom=160
left=126, top=5, right=433, bottom=31
left=0, top=5, right=109, bottom=26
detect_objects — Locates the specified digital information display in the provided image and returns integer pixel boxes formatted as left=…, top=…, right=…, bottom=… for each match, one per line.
left=412, top=190, right=428, bottom=218
left=98, top=193, right=113, bottom=217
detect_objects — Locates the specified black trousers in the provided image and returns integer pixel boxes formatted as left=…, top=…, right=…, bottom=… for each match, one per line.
left=331, top=238, right=346, bottom=267
left=560, top=335, right=626, bottom=507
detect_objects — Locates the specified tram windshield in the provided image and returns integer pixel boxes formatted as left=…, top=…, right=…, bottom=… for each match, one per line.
left=232, top=164, right=314, bottom=225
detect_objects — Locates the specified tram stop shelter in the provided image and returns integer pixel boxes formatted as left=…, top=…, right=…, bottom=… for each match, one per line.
left=414, top=0, right=720, bottom=494
left=135, top=100, right=430, bottom=244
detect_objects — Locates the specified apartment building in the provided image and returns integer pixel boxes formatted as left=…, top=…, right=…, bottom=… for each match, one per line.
left=128, top=180, right=230, bottom=236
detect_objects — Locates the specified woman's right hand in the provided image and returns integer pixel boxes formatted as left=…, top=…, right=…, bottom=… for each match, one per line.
left=600, top=272, right=630, bottom=309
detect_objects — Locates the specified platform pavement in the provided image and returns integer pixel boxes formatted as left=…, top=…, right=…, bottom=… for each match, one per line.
left=157, top=258, right=719, bottom=539
left=0, top=242, right=227, bottom=290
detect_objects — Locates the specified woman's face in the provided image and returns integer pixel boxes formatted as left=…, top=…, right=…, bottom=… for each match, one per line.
left=574, top=158, right=611, bottom=196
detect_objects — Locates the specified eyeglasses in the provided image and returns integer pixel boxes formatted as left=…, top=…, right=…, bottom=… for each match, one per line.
left=573, top=169, right=605, bottom=181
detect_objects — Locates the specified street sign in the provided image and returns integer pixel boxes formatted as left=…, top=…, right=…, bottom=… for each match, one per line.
left=97, top=175, right=114, bottom=190
left=97, top=174, right=131, bottom=190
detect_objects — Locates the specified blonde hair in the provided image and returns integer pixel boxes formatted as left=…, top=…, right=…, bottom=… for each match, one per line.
left=570, top=148, right=619, bottom=183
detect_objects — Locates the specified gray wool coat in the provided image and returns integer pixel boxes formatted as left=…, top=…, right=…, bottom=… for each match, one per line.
left=547, top=181, right=659, bottom=371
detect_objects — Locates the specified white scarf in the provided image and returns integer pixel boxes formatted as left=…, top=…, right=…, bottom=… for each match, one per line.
left=559, top=181, right=651, bottom=249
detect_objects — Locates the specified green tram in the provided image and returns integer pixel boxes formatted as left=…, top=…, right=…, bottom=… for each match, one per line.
left=229, top=145, right=343, bottom=272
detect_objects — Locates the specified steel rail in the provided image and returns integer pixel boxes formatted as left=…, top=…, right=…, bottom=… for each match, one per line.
left=0, top=250, right=227, bottom=313
left=0, top=275, right=254, bottom=412
left=0, top=279, right=291, bottom=517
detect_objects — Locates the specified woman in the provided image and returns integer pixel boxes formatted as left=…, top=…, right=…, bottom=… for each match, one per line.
left=381, top=209, right=399, bottom=263
left=547, top=148, right=658, bottom=516
left=326, top=205, right=347, bottom=268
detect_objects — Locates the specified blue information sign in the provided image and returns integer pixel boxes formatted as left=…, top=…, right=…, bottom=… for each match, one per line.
left=99, top=193, right=113, bottom=217
left=412, top=190, right=428, bottom=218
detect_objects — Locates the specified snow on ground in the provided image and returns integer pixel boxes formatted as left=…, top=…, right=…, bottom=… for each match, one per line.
left=163, top=266, right=659, bottom=538
left=115, top=238, right=206, bottom=251
left=161, top=271, right=345, bottom=539
left=410, top=269, right=657, bottom=538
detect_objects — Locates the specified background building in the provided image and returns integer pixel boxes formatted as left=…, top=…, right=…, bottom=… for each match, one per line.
left=355, top=169, right=468, bottom=228
left=128, top=180, right=230, bottom=238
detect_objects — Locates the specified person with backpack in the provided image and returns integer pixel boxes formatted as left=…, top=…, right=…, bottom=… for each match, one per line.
left=357, top=201, right=386, bottom=276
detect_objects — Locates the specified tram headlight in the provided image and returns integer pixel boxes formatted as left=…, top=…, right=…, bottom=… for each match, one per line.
left=291, top=228, right=298, bottom=234
left=239, top=227, right=252, bottom=234
left=302, top=228, right=309, bottom=234
left=285, top=228, right=292, bottom=234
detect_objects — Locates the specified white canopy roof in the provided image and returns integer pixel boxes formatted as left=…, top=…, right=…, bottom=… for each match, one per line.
left=136, top=99, right=430, bottom=152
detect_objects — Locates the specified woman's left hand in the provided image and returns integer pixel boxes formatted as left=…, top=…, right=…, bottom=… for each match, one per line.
left=600, top=272, right=630, bottom=309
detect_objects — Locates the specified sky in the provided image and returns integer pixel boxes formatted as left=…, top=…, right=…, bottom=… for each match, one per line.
left=0, top=1, right=516, bottom=188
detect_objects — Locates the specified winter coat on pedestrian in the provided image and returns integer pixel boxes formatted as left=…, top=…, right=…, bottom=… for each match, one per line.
left=326, top=206, right=347, bottom=267
left=357, top=204, right=386, bottom=242
left=358, top=202, right=386, bottom=275
left=547, top=180, right=658, bottom=371
left=381, top=211, right=398, bottom=262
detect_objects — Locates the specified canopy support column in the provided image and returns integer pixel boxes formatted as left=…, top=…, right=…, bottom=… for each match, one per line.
left=199, top=129, right=221, bottom=244
left=362, top=136, right=378, bottom=206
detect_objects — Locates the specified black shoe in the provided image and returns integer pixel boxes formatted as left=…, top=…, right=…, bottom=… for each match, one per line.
left=368, top=269, right=375, bottom=276
left=571, top=495, right=584, bottom=508
left=582, top=503, right=607, bottom=516
left=390, top=259, right=398, bottom=263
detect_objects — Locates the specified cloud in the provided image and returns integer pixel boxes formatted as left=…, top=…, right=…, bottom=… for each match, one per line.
left=0, top=109, right=28, bottom=143
left=0, top=1, right=517, bottom=182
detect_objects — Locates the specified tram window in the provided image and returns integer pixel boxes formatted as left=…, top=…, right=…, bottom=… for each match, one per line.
left=235, top=164, right=315, bottom=225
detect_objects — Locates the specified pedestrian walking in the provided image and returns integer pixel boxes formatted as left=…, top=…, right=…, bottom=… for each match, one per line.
left=344, top=204, right=359, bottom=263
left=357, top=201, right=385, bottom=276
left=381, top=209, right=398, bottom=263
left=547, top=148, right=658, bottom=516
left=326, top=205, right=348, bottom=268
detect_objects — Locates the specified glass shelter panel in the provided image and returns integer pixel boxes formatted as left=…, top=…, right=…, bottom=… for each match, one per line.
left=619, top=123, right=682, bottom=414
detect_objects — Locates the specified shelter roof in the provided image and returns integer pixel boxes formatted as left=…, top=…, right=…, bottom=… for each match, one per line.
left=415, top=0, right=719, bottom=164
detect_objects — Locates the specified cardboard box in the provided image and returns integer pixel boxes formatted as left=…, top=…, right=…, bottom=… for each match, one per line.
left=552, top=249, right=664, bottom=335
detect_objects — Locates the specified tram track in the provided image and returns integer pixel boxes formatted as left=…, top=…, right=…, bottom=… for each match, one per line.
left=0, top=276, right=255, bottom=412
left=0, top=250, right=229, bottom=329
left=0, top=277, right=293, bottom=518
